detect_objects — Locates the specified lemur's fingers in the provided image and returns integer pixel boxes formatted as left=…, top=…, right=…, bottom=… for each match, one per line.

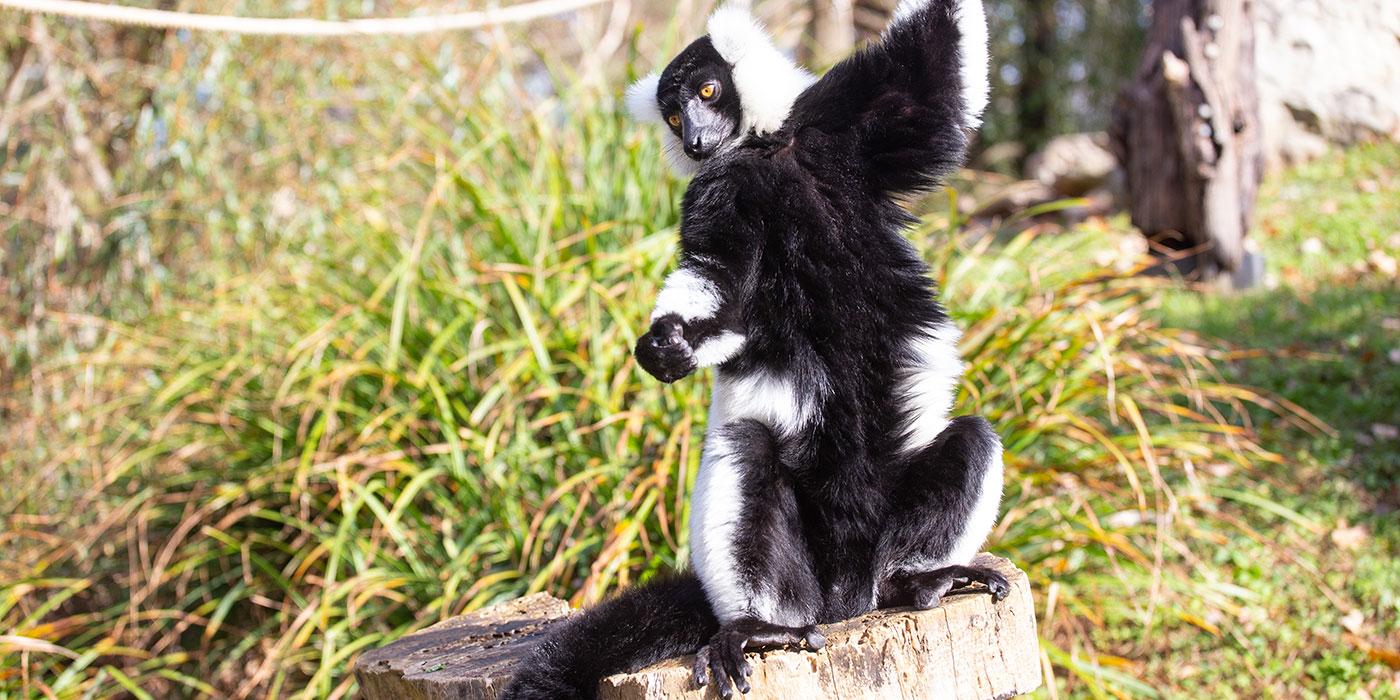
left=647, top=316, right=686, bottom=347
left=691, top=646, right=710, bottom=687
left=801, top=625, right=827, bottom=650
left=708, top=639, right=735, bottom=698
left=980, top=569, right=1010, bottom=602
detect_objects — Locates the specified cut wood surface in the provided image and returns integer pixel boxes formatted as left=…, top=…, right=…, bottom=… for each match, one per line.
left=354, top=554, right=1040, bottom=699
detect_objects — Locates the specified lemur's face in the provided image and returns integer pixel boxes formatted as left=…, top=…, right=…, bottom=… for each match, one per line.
left=656, top=37, right=742, bottom=161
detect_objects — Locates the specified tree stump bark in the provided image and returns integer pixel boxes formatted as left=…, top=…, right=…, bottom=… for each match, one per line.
left=1111, top=0, right=1264, bottom=285
left=354, top=554, right=1041, bottom=699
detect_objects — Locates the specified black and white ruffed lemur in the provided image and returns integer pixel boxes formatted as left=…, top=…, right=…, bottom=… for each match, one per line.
left=503, top=1, right=1005, bottom=697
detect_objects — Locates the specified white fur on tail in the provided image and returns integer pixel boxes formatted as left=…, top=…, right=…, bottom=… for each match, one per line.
left=890, top=0, right=990, bottom=129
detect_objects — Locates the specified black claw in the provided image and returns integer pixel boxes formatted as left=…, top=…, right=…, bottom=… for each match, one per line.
left=987, top=575, right=1010, bottom=602
left=692, top=647, right=710, bottom=687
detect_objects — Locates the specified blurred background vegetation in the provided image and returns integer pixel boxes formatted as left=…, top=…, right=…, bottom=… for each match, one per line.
left=1, top=0, right=1396, bottom=698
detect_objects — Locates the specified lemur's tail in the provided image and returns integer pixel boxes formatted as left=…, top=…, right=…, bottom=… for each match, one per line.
left=500, top=572, right=718, bottom=700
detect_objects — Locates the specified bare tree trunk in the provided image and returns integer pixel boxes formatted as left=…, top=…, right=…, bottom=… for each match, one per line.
left=802, top=0, right=897, bottom=66
left=1111, top=0, right=1264, bottom=285
left=1017, top=0, right=1059, bottom=159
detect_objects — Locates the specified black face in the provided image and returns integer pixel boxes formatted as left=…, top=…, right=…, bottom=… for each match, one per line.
left=656, top=37, right=742, bottom=161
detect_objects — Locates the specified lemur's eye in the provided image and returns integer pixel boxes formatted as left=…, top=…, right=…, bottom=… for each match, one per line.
left=699, top=83, right=717, bottom=100
left=667, top=114, right=682, bottom=128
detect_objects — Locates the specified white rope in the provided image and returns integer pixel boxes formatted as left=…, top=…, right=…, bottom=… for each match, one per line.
left=0, top=0, right=608, bottom=36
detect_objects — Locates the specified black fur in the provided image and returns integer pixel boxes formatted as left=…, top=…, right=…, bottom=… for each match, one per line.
left=504, top=2, right=1004, bottom=697
left=503, top=573, right=717, bottom=699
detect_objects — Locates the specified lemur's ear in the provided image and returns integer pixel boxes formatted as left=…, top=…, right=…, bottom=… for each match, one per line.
left=705, top=4, right=815, bottom=137
left=624, top=72, right=663, bottom=124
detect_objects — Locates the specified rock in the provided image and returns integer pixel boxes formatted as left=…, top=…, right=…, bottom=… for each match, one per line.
left=1254, top=0, right=1400, bottom=167
left=1024, top=132, right=1120, bottom=197
left=354, top=554, right=1042, bottom=700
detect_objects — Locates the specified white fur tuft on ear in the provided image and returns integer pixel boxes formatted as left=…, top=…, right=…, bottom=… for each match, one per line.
left=889, top=0, right=990, bottom=129
left=624, top=72, right=663, bottom=123
left=706, top=5, right=815, bottom=136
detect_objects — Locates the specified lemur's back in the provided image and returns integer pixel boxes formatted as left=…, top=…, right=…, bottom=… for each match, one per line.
left=685, top=142, right=959, bottom=474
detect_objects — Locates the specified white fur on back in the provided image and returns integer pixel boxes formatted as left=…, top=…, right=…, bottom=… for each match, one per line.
left=889, top=0, right=990, bottom=128
left=712, top=368, right=816, bottom=439
left=706, top=6, right=816, bottom=136
left=894, top=322, right=965, bottom=454
left=650, top=267, right=722, bottom=322
left=690, top=370, right=817, bottom=626
left=945, top=447, right=1003, bottom=566
left=689, top=428, right=750, bottom=623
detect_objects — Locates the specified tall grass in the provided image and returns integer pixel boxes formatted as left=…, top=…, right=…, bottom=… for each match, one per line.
left=1, top=16, right=1318, bottom=700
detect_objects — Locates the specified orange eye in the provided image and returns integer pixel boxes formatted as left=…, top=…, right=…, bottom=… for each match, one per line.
left=699, top=83, right=717, bottom=99
left=667, top=114, right=681, bottom=127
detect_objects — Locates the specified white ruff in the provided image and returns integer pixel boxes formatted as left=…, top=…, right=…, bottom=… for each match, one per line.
left=624, top=72, right=662, bottom=123
left=706, top=5, right=816, bottom=137
left=693, top=331, right=747, bottom=367
left=890, top=0, right=990, bottom=129
left=624, top=72, right=701, bottom=177
left=894, top=322, right=965, bottom=454
left=689, top=422, right=750, bottom=623
left=650, top=267, right=721, bottom=323
left=711, top=368, right=814, bottom=439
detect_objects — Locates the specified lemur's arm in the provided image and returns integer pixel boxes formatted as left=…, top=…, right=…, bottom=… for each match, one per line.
left=788, top=0, right=988, bottom=197
left=635, top=256, right=746, bottom=383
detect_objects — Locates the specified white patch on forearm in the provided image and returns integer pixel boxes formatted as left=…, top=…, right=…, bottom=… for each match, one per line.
left=692, top=331, right=747, bottom=367
left=889, top=0, right=990, bottom=129
left=893, top=322, right=965, bottom=454
left=650, top=267, right=722, bottom=323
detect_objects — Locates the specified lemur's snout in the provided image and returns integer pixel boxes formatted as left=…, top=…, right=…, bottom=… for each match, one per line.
left=684, top=136, right=708, bottom=159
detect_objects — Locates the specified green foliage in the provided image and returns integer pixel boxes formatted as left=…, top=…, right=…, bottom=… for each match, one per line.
left=2, top=11, right=1388, bottom=700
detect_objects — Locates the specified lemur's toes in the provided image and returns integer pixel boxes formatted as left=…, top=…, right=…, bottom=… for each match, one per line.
left=983, top=571, right=1010, bottom=602
left=801, top=625, right=826, bottom=650
left=691, top=646, right=710, bottom=687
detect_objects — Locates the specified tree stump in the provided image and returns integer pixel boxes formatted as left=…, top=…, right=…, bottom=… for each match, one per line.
left=354, top=554, right=1041, bottom=700
left=1111, top=0, right=1264, bottom=286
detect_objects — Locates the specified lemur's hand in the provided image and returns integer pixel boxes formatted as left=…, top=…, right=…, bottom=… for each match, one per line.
left=635, top=315, right=697, bottom=383
left=692, top=620, right=826, bottom=698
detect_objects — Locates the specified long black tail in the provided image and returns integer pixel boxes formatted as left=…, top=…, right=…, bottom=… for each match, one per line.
left=501, top=571, right=718, bottom=700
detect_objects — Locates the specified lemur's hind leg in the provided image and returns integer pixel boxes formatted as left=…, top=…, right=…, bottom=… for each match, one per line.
left=689, top=418, right=824, bottom=697
left=876, top=415, right=1007, bottom=610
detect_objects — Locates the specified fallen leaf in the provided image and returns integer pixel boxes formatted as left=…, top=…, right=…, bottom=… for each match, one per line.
left=1373, top=424, right=1400, bottom=441
left=1301, top=237, right=1325, bottom=255
left=1331, top=523, right=1369, bottom=550
left=1341, top=609, right=1365, bottom=634
left=1370, top=250, right=1399, bottom=277
left=1369, top=647, right=1400, bottom=670
left=1321, top=200, right=1340, bottom=215
left=1390, top=349, right=1400, bottom=365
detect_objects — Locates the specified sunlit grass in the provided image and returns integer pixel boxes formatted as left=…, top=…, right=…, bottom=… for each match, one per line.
left=0, top=14, right=1345, bottom=700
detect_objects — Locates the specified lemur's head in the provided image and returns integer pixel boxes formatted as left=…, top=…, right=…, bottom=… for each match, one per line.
left=626, top=6, right=816, bottom=175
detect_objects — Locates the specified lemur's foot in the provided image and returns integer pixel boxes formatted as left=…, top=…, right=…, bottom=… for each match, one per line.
left=886, top=565, right=1010, bottom=610
left=635, top=315, right=697, bottom=383
left=692, top=620, right=825, bottom=697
